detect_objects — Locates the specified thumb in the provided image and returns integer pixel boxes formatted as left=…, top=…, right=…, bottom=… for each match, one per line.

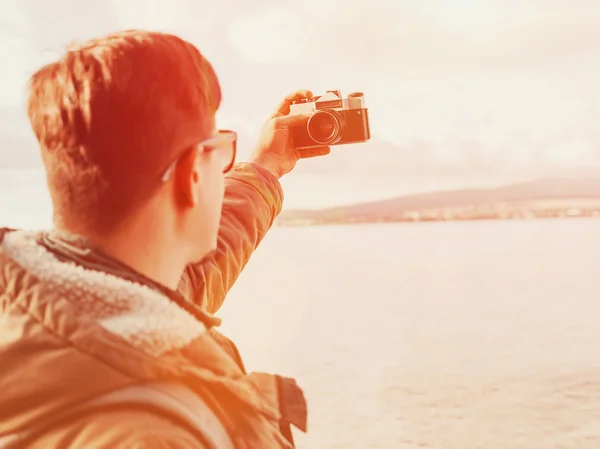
left=271, top=89, right=313, bottom=118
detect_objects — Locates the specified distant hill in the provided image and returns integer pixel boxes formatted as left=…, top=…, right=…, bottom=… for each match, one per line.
left=276, top=177, right=600, bottom=226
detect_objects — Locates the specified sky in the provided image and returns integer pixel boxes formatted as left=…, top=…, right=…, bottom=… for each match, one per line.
left=0, top=0, right=599, bottom=208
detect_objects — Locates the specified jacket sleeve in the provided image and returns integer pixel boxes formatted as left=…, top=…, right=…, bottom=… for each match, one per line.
left=179, top=162, right=284, bottom=314
left=27, top=409, right=210, bottom=449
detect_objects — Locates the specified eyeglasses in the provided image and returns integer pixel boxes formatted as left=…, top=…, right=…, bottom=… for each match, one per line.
left=161, top=130, right=237, bottom=182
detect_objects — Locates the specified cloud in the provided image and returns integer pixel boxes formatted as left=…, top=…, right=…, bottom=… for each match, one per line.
left=222, top=0, right=600, bottom=174
left=1, top=0, right=599, bottom=177
left=228, top=0, right=600, bottom=73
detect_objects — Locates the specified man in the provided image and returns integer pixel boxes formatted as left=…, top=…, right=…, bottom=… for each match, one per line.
left=0, top=30, right=329, bottom=448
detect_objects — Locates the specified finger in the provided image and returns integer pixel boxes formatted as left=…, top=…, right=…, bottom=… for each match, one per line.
left=298, top=146, right=331, bottom=159
left=272, top=89, right=313, bottom=118
left=272, top=112, right=311, bottom=128
left=283, top=89, right=313, bottom=102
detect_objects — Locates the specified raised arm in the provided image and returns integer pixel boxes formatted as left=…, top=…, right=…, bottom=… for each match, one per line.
left=179, top=162, right=283, bottom=313
left=178, top=89, right=330, bottom=314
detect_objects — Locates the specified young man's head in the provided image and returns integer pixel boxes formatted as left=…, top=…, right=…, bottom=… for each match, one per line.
left=27, top=30, right=235, bottom=276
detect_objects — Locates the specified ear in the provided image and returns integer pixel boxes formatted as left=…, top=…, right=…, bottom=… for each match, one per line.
left=173, top=148, right=201, bottom=208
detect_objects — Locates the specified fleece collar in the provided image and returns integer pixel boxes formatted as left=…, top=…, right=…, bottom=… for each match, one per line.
left=1, top=230, right=206, bottom=356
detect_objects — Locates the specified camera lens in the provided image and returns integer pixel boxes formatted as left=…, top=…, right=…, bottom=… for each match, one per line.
left=307, top=110, right=343, bottom=145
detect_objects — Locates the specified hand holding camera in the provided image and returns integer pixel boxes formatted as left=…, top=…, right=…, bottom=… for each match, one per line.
left=250, top=89, right=371, bottom=179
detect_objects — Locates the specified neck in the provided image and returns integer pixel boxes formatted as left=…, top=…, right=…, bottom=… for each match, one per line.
left=59, top=220, right=187, bottom=291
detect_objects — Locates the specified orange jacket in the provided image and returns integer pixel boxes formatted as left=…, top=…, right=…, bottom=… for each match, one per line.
left=0, top=162, right=306, bottom=448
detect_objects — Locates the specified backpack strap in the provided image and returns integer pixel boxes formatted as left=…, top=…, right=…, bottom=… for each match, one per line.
left=0, top=382, right=235, bottom=449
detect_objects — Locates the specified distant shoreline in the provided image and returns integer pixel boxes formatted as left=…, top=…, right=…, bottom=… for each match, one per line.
left=276, top=200, right=600, bottom=227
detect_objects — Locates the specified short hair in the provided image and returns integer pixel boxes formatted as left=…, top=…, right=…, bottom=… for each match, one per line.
left=27, top=30, right=221, bottom=232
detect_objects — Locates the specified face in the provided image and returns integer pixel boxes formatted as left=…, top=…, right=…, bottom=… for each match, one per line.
left=160, top=115, right=237, bottom=264
left=188, top=131, right=226, bottom=261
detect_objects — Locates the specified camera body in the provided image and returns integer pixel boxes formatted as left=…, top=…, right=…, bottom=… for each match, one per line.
left=288, top=90, right=371, bottom=149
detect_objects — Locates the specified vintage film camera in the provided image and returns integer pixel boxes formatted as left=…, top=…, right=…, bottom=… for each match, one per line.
left=288, top=90, right=371, bottom=149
